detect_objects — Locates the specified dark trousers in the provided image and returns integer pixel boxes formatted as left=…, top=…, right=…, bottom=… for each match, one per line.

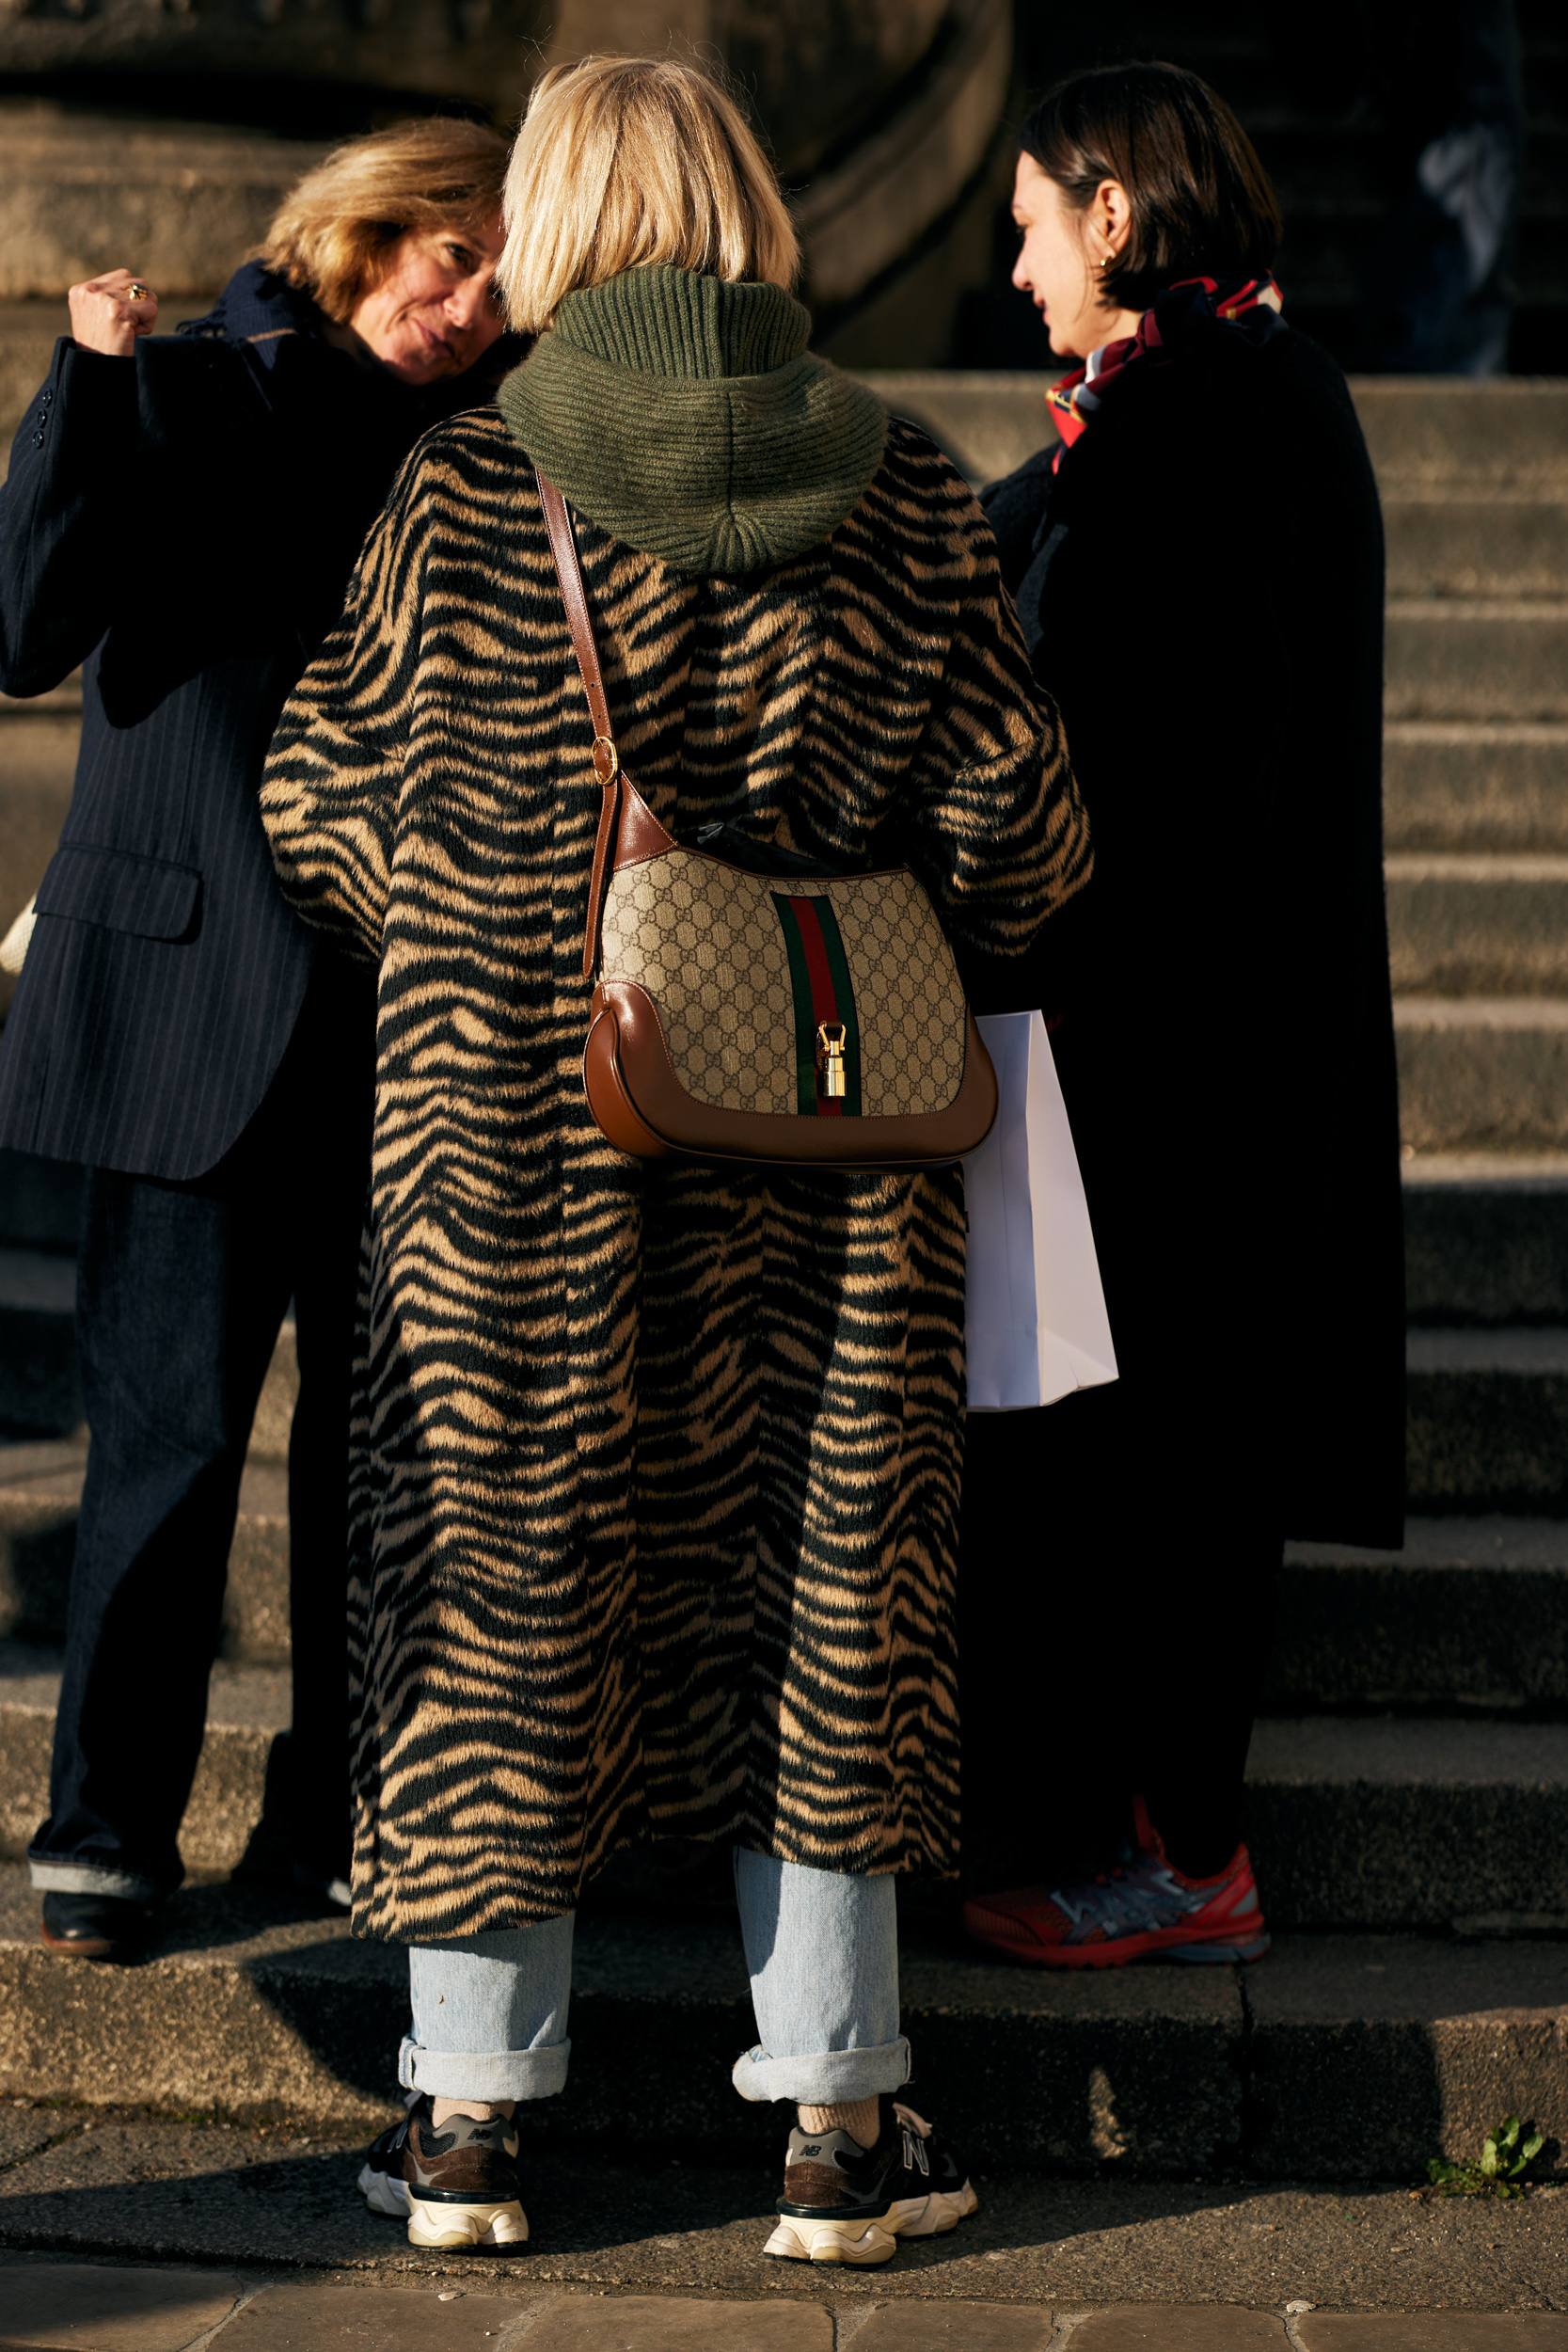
left=958, top=1386, right=1283, bottom=1892
left=28, top=955, right=373, bottom=1903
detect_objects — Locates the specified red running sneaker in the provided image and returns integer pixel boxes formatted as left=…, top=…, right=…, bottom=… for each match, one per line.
left=962, top=1797, right=1271, bottom=1968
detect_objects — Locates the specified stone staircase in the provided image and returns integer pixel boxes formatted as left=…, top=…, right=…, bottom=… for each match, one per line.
left=0, top=373, right=1566, bottom=2178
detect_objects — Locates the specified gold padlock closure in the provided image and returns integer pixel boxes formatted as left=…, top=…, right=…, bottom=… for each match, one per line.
left=815, top=1021, right=847, bottom=1100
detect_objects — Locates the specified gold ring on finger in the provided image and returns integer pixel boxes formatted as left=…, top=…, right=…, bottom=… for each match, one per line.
left=128, top=283, right=150, bottom=302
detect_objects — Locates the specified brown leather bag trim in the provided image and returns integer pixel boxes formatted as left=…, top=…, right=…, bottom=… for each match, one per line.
left=612, top=772, right=677, bottom=871
left=585, top=980, right=998, bottom=1168
left=583, top=1007, right=674, bottom=1156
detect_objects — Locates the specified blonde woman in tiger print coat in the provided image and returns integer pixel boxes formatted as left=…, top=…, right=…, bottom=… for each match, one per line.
left=260, top=57, right=1090, bottom=2262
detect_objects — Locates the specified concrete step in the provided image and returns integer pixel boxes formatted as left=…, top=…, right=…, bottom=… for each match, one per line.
left=0, top=1249, right=296, bottom=1450
left=1384, top=497, right=1568, bottom=597
left=1403, top=1155, right=1568, bottom=1323
left=1407, top=1327, right=1568, bottom=1513
left=0, top=1441, right=288, bottom=1655
left=1313, top=375, right=1568, bottom=486
left=858, top=369, right=1050, bottom=489
left=1384, top=722, right=1568, bottom=852
left=1241, top=1929, right=1568, bottom=2182
left=1270, top=1517, right=1568, bottom=1715
left=4, top=1637, right=1565, bottom=1929
left=1386, top=853, right=1568, bottom=993
left=1385, top=602, right=1568, bottom=723
left=6, top=1264, right=1568, bottom=1549
left=863, top=373, right=1568, bottom=495
left=0, top=675, right=81, bottom=717
left=10, top=1009, right=1568, bottom=1248
left=1244, top=1714, right=1568, bottom=1929
left=0, top=1864, right=1561, bottom=2185
left=0, top=1643, right=285, bottom=1879
left=1395, top=998, right=1568, bottom=1153
left=7, top=1457, right=1565, bottom=1714
left=8, top=371, right=1567, bottom=558
left=12, top=723, right=1567, bottom=889
left=0, top=107, right=325, bottom=306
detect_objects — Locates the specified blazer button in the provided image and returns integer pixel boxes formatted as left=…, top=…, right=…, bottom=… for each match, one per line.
left=31, top=434, right=43, bottom=447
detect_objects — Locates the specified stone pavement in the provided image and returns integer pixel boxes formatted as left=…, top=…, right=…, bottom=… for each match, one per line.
left=1, top=2099, right=1565, bottom=2345
left=4, top=2265, right=1568, bottom=2351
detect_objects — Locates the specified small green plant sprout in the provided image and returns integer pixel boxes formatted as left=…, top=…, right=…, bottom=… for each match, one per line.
left=1426, top=2115, right=1545, bottom=2198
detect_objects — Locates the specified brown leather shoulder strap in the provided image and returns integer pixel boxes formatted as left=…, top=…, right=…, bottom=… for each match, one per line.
left=536, top=469, right=625, bottom=980
left=536, top=469, right=614, bottom=754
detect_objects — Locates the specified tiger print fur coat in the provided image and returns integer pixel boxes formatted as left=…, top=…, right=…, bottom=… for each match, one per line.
left=261, top=406, right=1090, bottom=1942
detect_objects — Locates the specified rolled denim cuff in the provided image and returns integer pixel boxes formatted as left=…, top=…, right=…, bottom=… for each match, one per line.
left=29, top=1853, right=169, bottom=1904
left=398, top=2033, right=570, bottom=2104
left=731, top=2035, right=911, bottom=2106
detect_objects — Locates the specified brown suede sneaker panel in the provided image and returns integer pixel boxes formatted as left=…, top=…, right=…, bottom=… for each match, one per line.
left=406, top=2113, right=520, bottom=2200
left=784, top=2160, right=857, bottom=2207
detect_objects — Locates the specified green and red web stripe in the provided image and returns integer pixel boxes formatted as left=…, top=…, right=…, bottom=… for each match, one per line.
left=770, top=893, right=863, bottom=1118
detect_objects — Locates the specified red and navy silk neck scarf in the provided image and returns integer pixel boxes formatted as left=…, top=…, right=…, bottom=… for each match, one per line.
left=1044, top=274, right=1284, bottom=473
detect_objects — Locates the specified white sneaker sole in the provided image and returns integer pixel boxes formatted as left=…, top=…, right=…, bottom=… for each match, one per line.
left=764, top=2181, right=978, bottom=2265
left=405, top=2192, right=529, bottom=2249
left=358, top=2164, right=410, bottom=2219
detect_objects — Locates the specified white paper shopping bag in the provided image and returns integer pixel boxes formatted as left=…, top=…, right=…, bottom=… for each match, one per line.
left=964, top=1009, right=1118, bottom=1411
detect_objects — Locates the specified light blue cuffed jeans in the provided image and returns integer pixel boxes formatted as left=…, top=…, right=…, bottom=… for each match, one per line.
left=399, top=1848, right=910, bottom=2108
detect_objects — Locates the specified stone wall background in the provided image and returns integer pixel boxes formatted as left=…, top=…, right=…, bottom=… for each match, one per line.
left=0, top=0, right=1016, bottom=369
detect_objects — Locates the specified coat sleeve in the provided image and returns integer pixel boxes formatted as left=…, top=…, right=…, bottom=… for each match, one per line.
left=977, top=442, right=1059, bottom=598
left=260, top=456, right=428, bottom=964
left=0, top=342, right=139, bottom=697
left=900, top=501, right=1092, bottom=967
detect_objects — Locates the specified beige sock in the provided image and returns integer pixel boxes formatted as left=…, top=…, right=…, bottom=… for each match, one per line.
left=430, top=2097, right=515, bottom=2127
left=798, top=2096, right=880, bottom=2149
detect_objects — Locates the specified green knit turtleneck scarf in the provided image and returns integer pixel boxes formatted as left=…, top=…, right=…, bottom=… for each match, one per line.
left=496, top=265, right=888, bottom=577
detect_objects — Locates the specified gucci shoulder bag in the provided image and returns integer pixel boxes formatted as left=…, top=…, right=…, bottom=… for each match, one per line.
left=538, top=469, right=998, bottom=1169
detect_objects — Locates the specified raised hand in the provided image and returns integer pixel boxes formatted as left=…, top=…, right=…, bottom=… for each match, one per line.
left=68, top=271, right=159, bottom=358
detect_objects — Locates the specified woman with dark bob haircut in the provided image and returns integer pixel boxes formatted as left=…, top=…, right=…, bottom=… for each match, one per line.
left=959, top=61, right=1403, bottom=1966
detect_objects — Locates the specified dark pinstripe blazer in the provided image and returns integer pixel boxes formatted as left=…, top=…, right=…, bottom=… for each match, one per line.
left=0, top=268, right=515, bottom=1181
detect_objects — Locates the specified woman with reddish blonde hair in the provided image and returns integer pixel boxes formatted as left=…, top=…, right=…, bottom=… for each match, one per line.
left=0, top=116, right=515, bottom=1967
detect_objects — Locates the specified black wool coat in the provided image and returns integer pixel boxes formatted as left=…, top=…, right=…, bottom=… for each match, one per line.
left=0, top=267, right=517, bottom=1181
left=975, top=311, right=1404, bottom=1548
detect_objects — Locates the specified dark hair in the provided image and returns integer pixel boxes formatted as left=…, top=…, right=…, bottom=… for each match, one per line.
left=1020, top=61, right=1282, bottom=314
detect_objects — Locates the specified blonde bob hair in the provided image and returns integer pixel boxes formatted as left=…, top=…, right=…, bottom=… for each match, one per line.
left=498, top=56, right=800, bottom=335
left=258, top=117, right=509, bottom=325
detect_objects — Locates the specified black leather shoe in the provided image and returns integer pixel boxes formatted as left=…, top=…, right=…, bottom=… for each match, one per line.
left=40, top=1890, right=152, bottom=1961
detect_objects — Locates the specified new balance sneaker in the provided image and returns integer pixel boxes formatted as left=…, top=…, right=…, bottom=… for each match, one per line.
left=962, top=1798, right=1271, bottom=1969
left=764, top=2094, right=978, bottom=2266
left=358, top=2094, right=528, bottom=2249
